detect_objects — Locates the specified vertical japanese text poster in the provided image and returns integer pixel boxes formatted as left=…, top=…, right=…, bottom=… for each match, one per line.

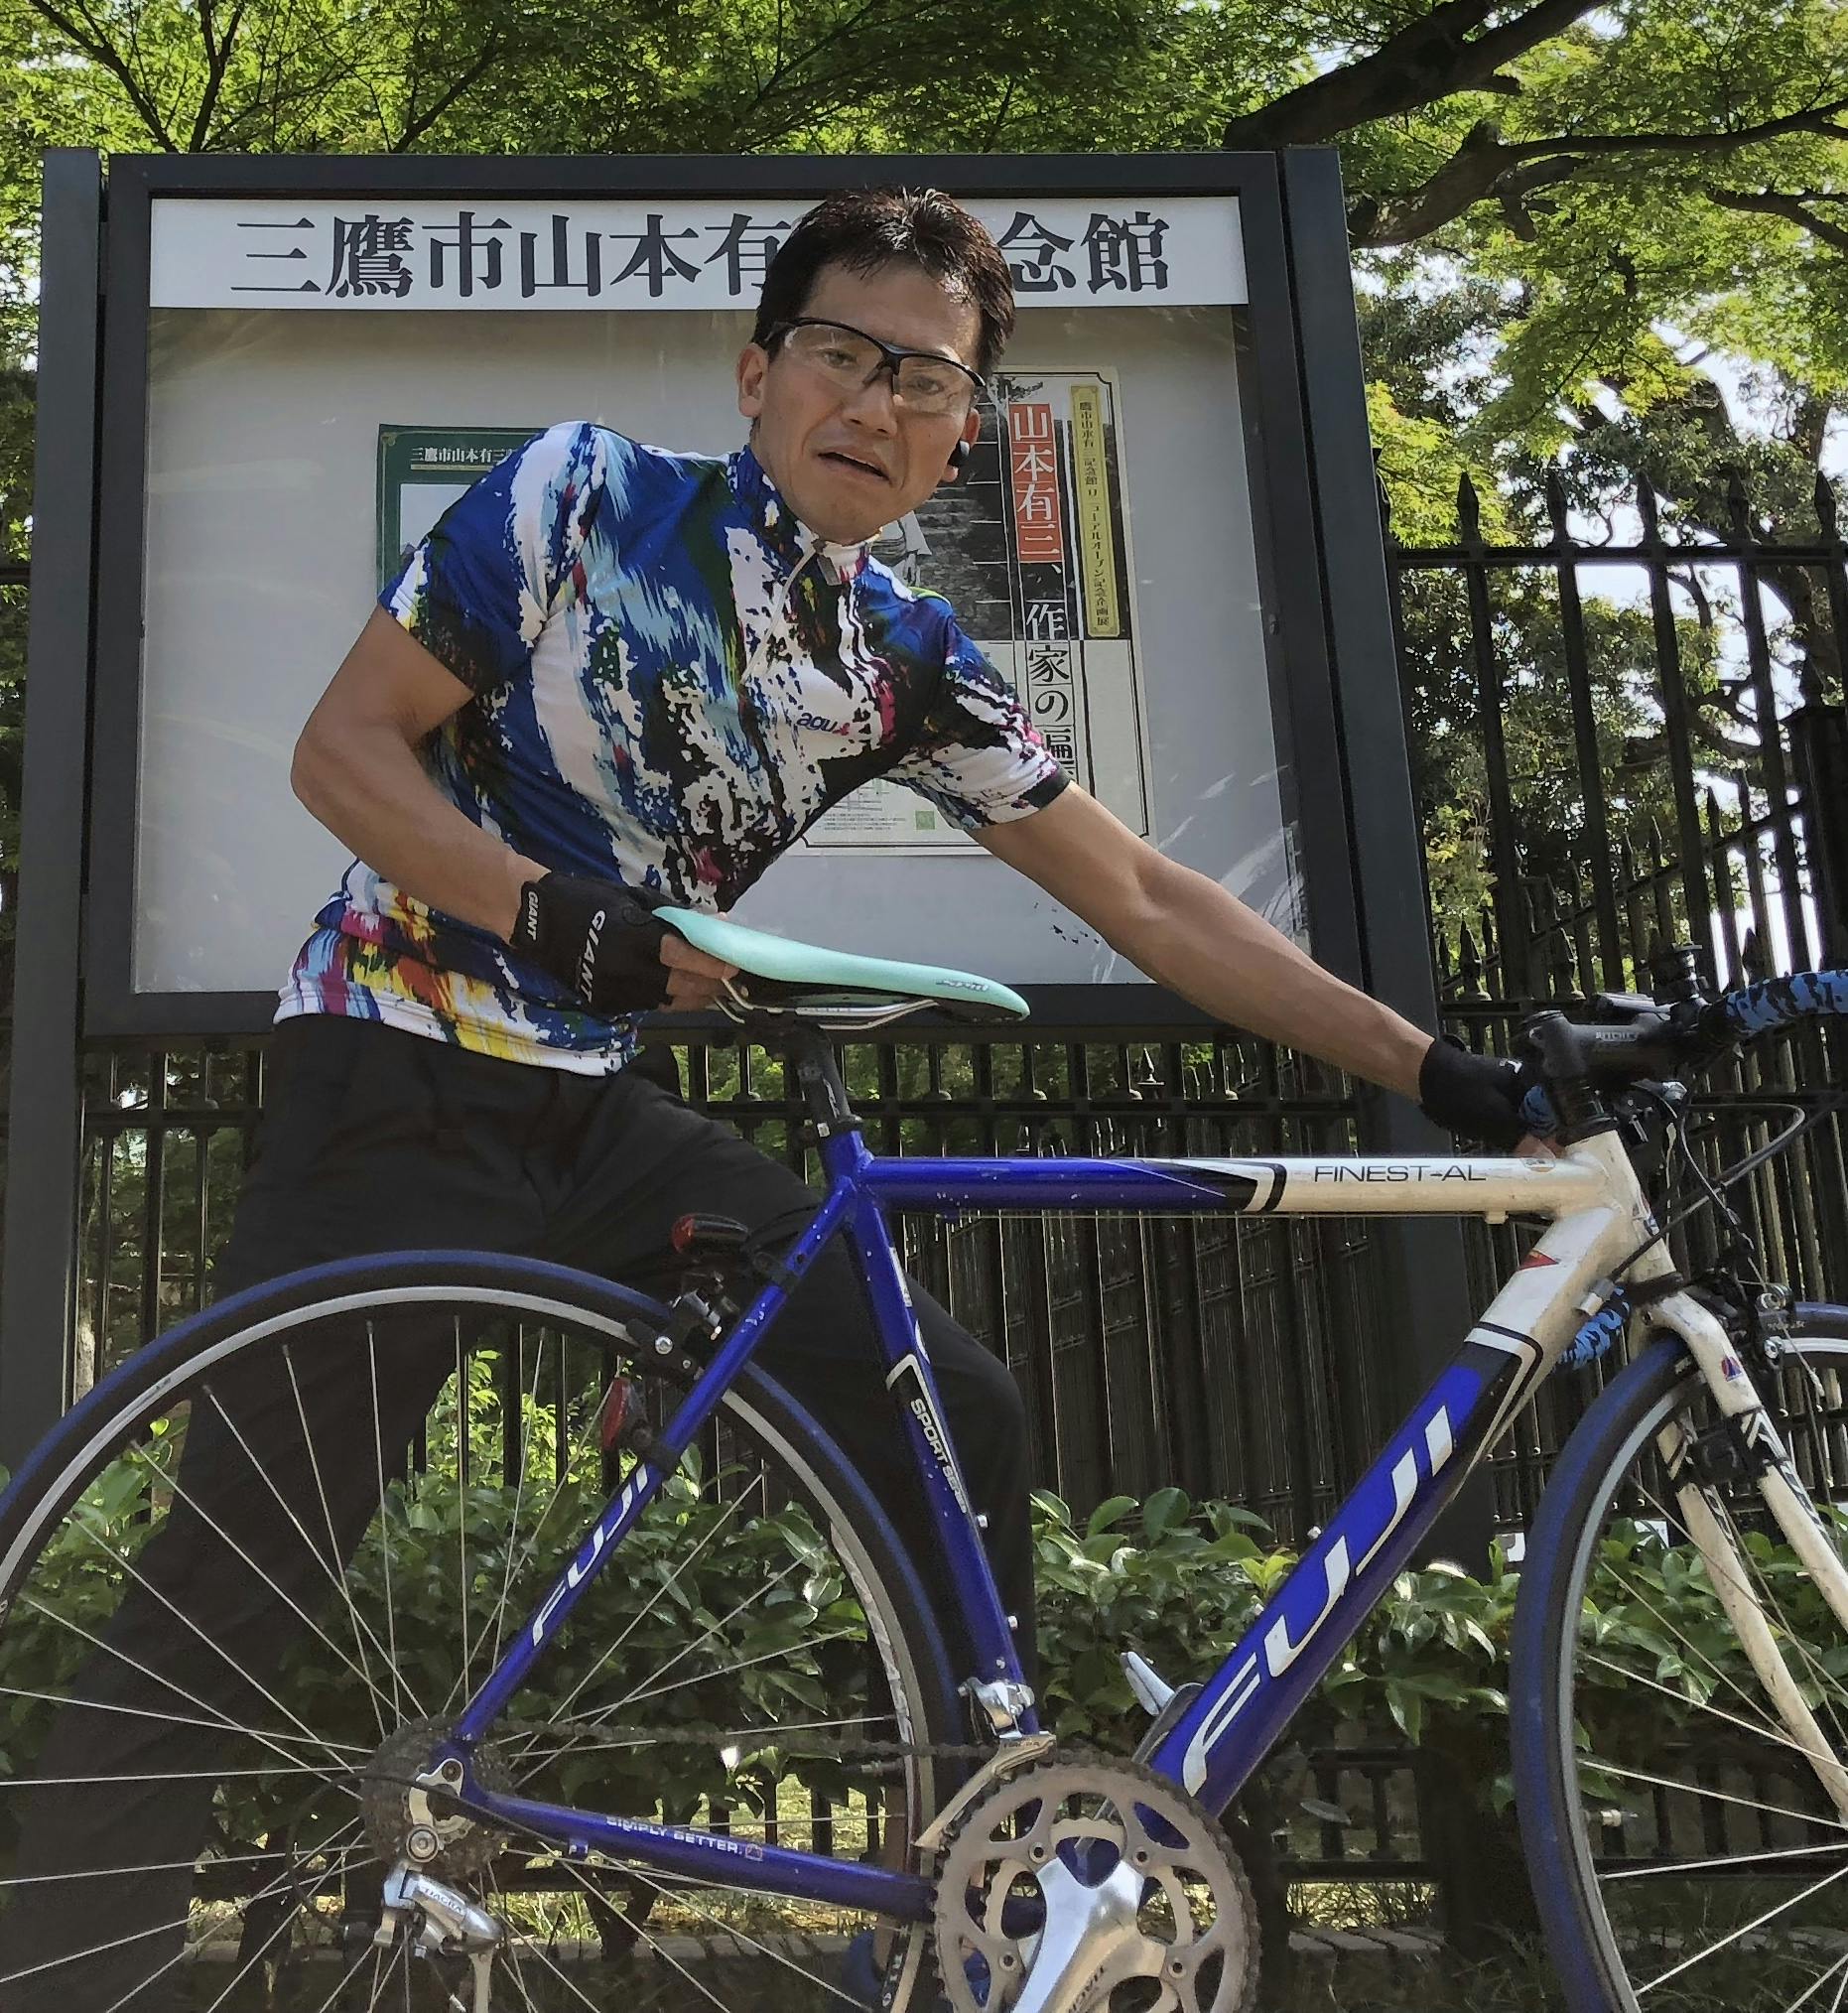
left=806, top=371, right=1146, bottom=851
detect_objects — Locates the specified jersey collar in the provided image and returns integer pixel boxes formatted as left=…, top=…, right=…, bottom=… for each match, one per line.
left=726, top=442, right=870, bottom=585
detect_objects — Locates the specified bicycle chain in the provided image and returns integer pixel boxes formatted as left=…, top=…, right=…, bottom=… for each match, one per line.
left=499, top=1715, right=1001, bottom=1769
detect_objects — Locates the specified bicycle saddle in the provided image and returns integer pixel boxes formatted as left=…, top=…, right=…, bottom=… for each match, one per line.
left=655, top=907, right=1029, bottom=1024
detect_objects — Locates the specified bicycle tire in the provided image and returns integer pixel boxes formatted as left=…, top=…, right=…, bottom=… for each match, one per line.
left=1513, top=1305, right=1848, bottom=2013
left=0, top=1250, right=964, bottom=2012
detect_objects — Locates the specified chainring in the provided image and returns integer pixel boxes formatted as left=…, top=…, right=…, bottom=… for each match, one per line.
left=932, top=1754, right=1259, bottom=2013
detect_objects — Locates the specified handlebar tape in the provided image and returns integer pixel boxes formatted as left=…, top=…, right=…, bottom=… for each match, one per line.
left=1711, top=970, right=1848, bottom=1045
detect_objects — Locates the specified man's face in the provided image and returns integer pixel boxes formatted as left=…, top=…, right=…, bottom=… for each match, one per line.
left=736, top=260, right=986, bottom=545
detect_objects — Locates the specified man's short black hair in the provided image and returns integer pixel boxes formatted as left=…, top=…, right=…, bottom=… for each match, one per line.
left=752, top=189, right=1015, bottom=379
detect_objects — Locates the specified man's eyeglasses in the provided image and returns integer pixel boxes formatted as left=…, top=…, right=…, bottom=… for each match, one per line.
left=767, top=319, right=986, bottom=418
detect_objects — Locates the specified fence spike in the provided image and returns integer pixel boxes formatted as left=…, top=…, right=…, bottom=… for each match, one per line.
left=1742, top=925, right=1767, bottom=980
left=1636, top=478, right=1662, bottom=547
left=1457, top=470, right=1482, bottom=544
left=1724, top=467, right=1756, bottom=540
left=1544, top=467, right=1571, bottom=543
left=1816, top=469, right=1840, bottom=541
left=1456, top=923, right=1485, bottom=999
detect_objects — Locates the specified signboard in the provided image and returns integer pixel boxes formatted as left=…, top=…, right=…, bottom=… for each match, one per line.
left=73, top=156, right=1388, bottom=1034
left=150, top=199, right=1246, bottom=312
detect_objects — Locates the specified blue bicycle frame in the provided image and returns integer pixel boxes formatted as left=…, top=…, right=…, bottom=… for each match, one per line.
left=439, top=1030, right=1630, bottom=1928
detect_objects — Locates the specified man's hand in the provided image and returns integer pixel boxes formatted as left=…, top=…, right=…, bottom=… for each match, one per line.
left=509, top=873, right=736, bottom=1016
left=1417, top=1036, right=1554, bottom=1150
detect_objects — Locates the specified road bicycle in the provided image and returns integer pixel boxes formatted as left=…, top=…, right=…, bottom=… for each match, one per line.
left=0, top=911, right=1845, bottom=2013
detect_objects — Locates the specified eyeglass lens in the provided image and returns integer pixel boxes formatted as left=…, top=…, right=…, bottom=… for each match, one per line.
left=783, top=323, right=976, bottom=414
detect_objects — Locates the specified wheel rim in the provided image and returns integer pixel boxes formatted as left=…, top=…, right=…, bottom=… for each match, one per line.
left=0, top=1279, right=951, bottom=2011
left=1555, top=1335, right=1848, bottom=2013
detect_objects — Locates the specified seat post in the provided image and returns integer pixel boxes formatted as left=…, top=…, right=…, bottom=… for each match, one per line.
left=784, top=1019, right=862, bottom=1143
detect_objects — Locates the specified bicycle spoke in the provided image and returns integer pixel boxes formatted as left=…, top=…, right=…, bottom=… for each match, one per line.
left=1641, top=1856, right=1848, bottom=1995
left=620, top=1853, right=868, bottom=2007
left=595, top=1555, right=806, bottom=1719
left=551, top=1857, right=732, bottom=2013
left=0, top=1678, right=368, bottom=1754
left=14, top=1592, right=359, bottom=1787
left=309, top=1934, right=386, bottom=2013
left=284, top=1341, right=392, bottom=1742
left=621, top=1623, right=861, bottom=1711
left=0, top=1841, right=368, bottom=1888
left=456, top=1318, right=472, bottom=1712
left=368, top=1320, right=414, bottom=1725
left=1786, top=1947, right=1848, bottom=2012
left=1602, top=1838, right=1848, bottom=1882
left=1596, top=1758, right=1848, bottom=1835
left=512, top=1468, right=770, bottom=1759
left=123, top=1432, right=398, bottom=1744
left=478, top=1328, right=549, bottom=1679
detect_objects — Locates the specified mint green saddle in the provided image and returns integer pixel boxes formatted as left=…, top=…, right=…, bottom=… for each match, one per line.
left=656, top=907, right=1029, bottom=1023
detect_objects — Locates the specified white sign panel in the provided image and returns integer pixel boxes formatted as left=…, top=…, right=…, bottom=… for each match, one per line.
left=149, top=198, right=1247, bottom=312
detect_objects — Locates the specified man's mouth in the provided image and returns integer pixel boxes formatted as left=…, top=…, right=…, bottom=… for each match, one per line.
left=819, top=450, right=889, bottom=481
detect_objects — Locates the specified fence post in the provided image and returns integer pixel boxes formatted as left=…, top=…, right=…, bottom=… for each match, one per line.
left=0, top=153, right=104, bottom=1472
left=1279, top=149, right=1488, bottom=1568
left=1790, top=702, right=1848, bottom=967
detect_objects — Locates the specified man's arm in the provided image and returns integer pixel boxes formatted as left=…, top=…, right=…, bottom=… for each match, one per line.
left=293, top=607, right=540, bottom=940
left=978, top=785, right=1432, bottom=1098
left=292, top=607, right=732, bottom=1007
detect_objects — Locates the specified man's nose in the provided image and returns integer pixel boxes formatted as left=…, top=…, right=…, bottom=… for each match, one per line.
left=840, top=366, right=901, bottom=431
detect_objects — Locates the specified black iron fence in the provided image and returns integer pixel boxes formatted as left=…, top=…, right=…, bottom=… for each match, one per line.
left=1391, top=468, right=1848, bottom=1528
left=74, top=1030, right=1387, bottom=1539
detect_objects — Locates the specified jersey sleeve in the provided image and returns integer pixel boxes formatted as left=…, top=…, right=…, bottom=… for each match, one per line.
left=379, top=420, right=608, bottom=697
left=885, top=616, right=1070, bottom=831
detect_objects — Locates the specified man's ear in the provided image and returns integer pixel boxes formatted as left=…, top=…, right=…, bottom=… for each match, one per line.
left=737, top=342, right=769, bottom=421
left=941, top=406, right=983, bottom=482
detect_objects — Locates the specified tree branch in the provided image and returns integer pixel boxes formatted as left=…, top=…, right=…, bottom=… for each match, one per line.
left=24, top=0, right=178, bottom=148
left=1222, top=0, right=1596, bottom=147
left=391, top=33, right=504, bottom=151
left=1711, top=188, right=1848, bottom=255
left=1352, top=99, right=1848, bottom=245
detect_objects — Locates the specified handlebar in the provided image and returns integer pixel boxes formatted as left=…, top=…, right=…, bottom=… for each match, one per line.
left=1520, top=966, right=1848, bottom=1140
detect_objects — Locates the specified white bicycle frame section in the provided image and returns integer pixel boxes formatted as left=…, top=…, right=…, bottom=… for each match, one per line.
left=1134, top=1133, right=1848, bottom=1823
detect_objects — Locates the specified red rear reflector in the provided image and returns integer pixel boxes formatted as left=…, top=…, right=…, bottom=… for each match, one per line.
left=670, top=1214, right=698, bottom=1254
left=599, top=1376, right=631, bottom=1451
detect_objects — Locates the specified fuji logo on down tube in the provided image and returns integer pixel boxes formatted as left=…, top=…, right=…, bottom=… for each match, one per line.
left=1180, top=1403, right=1456, bottom=1794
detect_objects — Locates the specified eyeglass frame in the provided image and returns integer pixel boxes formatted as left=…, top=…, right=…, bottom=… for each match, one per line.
left=763, top=317, right=989, bottom=415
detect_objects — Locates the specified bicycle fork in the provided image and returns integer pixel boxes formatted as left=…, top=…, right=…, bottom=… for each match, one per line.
left=1654, top=1288, right=1848, bottom=1823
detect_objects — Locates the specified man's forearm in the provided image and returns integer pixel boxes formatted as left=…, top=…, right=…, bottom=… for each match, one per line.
left=1127, top=863, right=1431, bottom=1100
left=292, top=725, right=540, bottom=941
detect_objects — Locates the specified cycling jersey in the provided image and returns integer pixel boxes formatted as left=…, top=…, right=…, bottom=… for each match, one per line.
left=278, top=422, right=1066, bottom=1071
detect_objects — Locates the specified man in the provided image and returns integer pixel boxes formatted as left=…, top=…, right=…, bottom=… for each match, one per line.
left=1, top=186, right=1529, bottom=2009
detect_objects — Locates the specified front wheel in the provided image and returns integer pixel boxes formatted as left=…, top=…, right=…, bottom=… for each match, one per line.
left=1513, top=1306, right=1848, bottom=2013
left=0, top=1253, right=963, bottom=2012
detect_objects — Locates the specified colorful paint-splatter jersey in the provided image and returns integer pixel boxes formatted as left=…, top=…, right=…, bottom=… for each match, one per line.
left=278, top=423, right=1067, bottom=1072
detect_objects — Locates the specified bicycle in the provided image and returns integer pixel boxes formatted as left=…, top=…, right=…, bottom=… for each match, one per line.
left=0, top=912, right=1844, bottom=2013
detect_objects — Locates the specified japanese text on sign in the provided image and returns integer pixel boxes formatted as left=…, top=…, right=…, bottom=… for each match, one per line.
left=151, top=199, right=1246, bottom=310
left=1009, top=404, right=1067, bottom=565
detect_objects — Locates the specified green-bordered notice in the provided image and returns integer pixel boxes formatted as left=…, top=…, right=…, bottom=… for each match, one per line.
left=376, top=427, right=535, bottom=591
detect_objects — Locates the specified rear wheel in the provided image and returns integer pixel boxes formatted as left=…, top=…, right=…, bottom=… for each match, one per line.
left=0, top=1254, right=961, bottom=2011
left=1514, top=1308, right=1848, bottom=2013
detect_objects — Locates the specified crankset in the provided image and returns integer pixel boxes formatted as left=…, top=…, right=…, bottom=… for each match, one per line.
left=931, top=1754, right=1259, bottom=2013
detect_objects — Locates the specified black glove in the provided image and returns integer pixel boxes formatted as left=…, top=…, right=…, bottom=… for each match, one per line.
left=508, top=872, right=671, bottom=1016
left=1417, top=1035, right=1555, bottom=1148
